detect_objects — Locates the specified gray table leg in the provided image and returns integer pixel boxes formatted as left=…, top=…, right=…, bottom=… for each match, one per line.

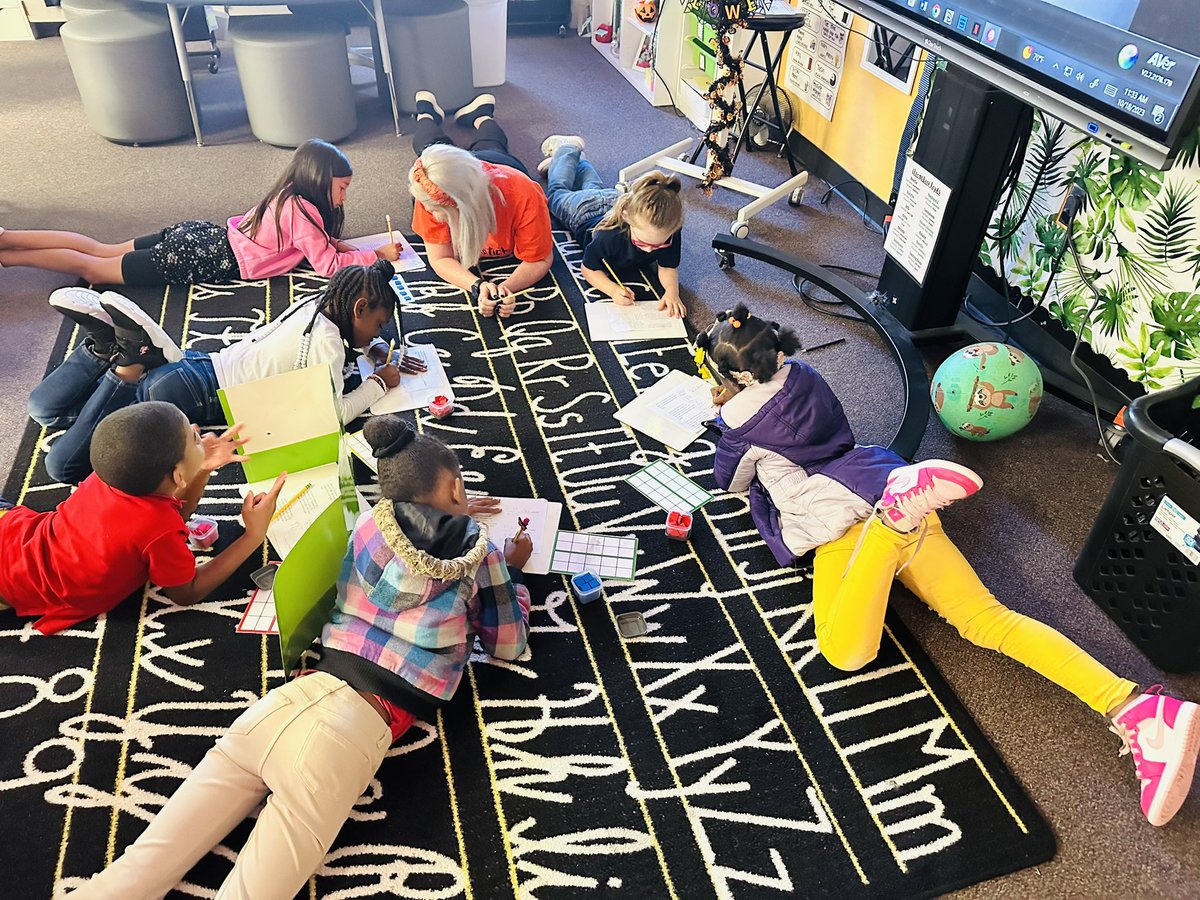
left=166, top=3, right=203, bottom=145
left=371, top=0, right=402, bottom=136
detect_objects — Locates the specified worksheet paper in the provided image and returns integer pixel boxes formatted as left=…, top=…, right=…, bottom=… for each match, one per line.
left=471, top=497, right=563, bottom=576
left=356, top=344, right=455, bottom=415
left=345, top=430, right=377, bottom=473
left=242, top=462, right=341, bottom=559
left=346, top=232, right=425, bottom=273
left=615, top=370, right=716, bottom=452
left=584, top=301, right=688, bottom=342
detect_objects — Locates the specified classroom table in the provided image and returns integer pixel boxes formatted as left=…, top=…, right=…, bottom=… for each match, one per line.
left=132, top=0, right=403, bottom=145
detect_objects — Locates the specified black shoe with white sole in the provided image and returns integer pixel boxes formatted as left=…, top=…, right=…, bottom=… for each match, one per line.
left=414, top=91, right=446, bottom=124
left=99, top=291, right=184, bottom=370
left=49, top=286, right=119, bottom=360
left=455, top=94, right=496, bottom=125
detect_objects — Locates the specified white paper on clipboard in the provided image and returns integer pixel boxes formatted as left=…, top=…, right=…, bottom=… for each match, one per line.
left=357, top=345, right=455, bottom=415
left=471, top=497, right=563, bottom=575
left=614, top=370, right=715, bottom=452
left=345, top=232, right=425, bottom=273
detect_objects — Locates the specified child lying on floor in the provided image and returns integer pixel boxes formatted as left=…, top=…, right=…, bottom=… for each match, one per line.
left=700, top=303, right=1200, bottom=827
left=30, top=260, right=425, bottom=486
left=537, top=135, right=686, bottom=318
left=0, top=402, right=283, bottom=635
left=74, top=415, right=531, bottom=899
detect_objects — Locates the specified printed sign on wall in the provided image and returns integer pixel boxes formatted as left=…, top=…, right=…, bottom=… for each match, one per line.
left=782, top=0, right=851, bottom=121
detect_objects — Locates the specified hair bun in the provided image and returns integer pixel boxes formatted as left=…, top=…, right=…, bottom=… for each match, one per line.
left=363, top=415, right=415, bottom=458
left=371, top=259, right=396, bottom=279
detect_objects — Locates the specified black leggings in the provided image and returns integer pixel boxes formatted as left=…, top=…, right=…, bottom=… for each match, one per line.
left=411, top=117, right=528, bottom=175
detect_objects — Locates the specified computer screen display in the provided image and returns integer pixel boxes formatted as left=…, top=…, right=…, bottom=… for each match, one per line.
left=837, top=0, right=1200, bottom=167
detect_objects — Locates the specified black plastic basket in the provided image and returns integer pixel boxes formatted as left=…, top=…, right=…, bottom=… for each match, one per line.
left=1074, top=375, right=1200, bottom=672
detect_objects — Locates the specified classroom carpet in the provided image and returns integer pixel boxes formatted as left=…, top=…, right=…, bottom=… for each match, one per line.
left=1, top=236, right=1055, bottom=899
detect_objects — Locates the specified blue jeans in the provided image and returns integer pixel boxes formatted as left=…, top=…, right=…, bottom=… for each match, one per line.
left=545, top=146, right=619, bottom=245
left=29, top=348, right=221, bottom=485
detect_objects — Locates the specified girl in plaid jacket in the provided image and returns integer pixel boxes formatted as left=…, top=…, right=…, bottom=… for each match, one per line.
left=78, top=415, right=531, bottom=900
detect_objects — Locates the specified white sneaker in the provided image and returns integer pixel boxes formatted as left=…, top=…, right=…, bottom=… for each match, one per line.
left=414, top=90, right=445, bottom=123
left=540, top=134, right=586, bottom=158
left=99, top=291, right=184, bottom=367
left=455, top=94, right=496, bottom=125
left=49, top=286, right=114, bottom=328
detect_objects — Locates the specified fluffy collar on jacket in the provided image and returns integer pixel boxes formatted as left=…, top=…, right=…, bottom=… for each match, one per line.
left=373, top=499, right=491, bottom=580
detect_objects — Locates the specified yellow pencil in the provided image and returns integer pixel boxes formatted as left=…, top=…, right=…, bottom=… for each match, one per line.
left=385, top=214, right=395, bottom=246
left=386, top=338, right=395, bottom=365
left=271, top=482, right=313, bottom=523
left=505, top=284, right=543, bottom=301
left=603, top=259, right=625, bottom=291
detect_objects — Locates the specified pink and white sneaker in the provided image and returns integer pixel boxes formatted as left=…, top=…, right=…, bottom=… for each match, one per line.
left=875, top=460, right=983, bottom=532
left=1110, top=688, right=1200, bottom=826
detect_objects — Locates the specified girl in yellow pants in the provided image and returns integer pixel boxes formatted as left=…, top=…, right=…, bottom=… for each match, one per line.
left=814, top=512, right=1136, bottom=716
left=703, top=303, right=1200, bottom=827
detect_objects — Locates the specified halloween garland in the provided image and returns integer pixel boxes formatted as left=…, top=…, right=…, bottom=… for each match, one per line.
left=684, top=0, right=772, bottom=191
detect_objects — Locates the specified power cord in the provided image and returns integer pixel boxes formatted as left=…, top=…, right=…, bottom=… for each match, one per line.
left=792, top=264, right=879, bottom=322
left=1066, top=236, right=1127, bottom=465
left=821, top=180, right=883, bottom=232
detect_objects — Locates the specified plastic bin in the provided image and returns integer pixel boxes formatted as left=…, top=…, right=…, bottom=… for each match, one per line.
left=465, top=0, right=507, bottom=87
left=1074, top=375, right=1200, bottom=671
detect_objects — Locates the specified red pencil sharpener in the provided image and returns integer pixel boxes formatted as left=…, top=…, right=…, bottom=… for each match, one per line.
left=595, top=23, right=613, bottom=42
left=665, top=511, right=692, bottom=541
left=186, top=516, right=219, bottom=550
left=429, top=395, right=454, bottom=419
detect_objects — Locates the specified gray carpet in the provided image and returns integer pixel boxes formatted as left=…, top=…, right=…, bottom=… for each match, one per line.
left=1, top=26, right=1199, bottom=897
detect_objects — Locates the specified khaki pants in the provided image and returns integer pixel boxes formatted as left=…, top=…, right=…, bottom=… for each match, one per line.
left=76, top=671, right=392, bottom=900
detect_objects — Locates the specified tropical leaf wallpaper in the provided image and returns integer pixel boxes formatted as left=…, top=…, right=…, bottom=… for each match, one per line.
left=981, top=114, right=1200, bottom=390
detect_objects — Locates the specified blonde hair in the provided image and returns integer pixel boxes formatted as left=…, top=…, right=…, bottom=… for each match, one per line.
left=595, top=170, right=684, bottom=235
left=408, top=144, right=499, bottom=269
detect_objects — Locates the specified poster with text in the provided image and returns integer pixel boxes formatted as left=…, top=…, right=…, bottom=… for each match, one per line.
left=782, top=0, right=851, bottom=121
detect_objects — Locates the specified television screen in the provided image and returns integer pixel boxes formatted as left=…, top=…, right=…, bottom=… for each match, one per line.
left=836, top=0, right=1200, bottom=167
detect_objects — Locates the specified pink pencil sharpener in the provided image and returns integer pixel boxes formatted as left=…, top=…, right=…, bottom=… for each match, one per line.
left=665, top=511, right=692, bottom=541
left=429, top=395, right=454, bottom=419
left=187, top=516, right=219, bottom=550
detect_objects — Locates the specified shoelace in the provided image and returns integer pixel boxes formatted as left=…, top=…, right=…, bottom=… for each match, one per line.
left=842, top=512, right=928, bottom=578
left=1108, top=686, right=1166, bottom=778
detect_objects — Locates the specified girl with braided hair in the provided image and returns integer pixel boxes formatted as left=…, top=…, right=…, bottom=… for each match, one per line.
left=31, top=262, right=426, bottom=485
left=1, top=140, right=401, bottom=285
left=703, top=303, right=1200, bottom=828
left=76, top=415, right=531, bottom=899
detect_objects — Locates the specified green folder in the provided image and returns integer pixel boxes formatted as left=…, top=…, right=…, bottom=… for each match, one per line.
left=273, top=496, right=353, bottom=674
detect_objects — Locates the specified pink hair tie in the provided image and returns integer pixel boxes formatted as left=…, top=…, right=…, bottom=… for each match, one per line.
left=412, top=159, right=457, bottom=209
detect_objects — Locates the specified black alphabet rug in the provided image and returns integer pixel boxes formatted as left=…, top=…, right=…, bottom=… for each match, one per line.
left=1, top=233, right=1055, bottom=898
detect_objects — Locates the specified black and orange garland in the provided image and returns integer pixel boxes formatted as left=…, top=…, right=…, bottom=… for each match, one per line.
left=685, top=0, right=771, bottom=190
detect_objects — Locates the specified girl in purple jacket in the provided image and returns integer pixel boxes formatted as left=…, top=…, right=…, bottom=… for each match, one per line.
left=0, top=140, right=402, bottom=285
left=701, top=303, right=1199, bottom=828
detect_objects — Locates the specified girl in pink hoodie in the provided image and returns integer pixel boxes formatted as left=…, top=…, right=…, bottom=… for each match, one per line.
left=0, top=140, right=401, bottom=285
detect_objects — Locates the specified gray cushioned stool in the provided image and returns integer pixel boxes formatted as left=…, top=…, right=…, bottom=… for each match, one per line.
left=379, top=0, right=474, bottom=115
left=231, top=15, right=356, bottom=148
left=60, top=0, right=137, bottom=20
left=60, top=10, right=191, bottom=145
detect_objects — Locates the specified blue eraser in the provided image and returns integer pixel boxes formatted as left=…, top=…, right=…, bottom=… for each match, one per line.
left=571, top=571, right=603, bottom=604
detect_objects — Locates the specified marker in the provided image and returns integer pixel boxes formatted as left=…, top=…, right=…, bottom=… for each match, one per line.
left=385, top=214, right=395, bottom=246
left=803, top=337, right=846, bottom=353
left=513, top=516, right=530, bottom=540
left=271, top=482, right=313, bottom=523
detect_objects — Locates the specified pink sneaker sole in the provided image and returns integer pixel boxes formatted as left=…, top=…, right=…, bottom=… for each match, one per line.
left=1148, top=702, right=1200, bottom=826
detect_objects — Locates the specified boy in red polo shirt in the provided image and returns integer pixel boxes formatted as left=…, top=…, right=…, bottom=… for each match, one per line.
left=0, top=401, right=285, bottom=634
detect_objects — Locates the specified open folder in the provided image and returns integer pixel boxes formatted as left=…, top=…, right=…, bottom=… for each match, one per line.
left=220, top=365, right=357, bottom=559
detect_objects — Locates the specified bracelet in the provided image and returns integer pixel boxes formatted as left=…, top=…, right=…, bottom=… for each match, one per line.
left=368, top=373, right=387, bottom=391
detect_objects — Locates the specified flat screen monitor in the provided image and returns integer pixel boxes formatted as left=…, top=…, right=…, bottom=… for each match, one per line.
left=836, top=0, right=1200, bottom=168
